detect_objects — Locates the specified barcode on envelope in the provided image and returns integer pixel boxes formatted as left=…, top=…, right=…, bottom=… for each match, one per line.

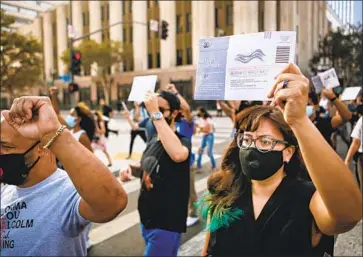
left=275, top=46, right=290, bottom=63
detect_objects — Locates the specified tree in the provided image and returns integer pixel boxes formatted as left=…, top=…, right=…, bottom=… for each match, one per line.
left=0, top=9, right=43, bottom=102
left=61, top=39, right=123, bottom=105
left=309, top=23, right=362, bottom=87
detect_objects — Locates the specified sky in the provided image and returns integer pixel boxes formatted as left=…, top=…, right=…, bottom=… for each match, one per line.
left=354, top=0, right=362, bottom=24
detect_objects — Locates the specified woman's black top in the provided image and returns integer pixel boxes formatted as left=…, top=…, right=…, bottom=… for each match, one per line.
left=207, top=176, right=334, bottom=257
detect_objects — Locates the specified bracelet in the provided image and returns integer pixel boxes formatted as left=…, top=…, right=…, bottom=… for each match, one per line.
left=43, top=125, right=67, bottom=149
left=330, top=96, right=337, bottom=102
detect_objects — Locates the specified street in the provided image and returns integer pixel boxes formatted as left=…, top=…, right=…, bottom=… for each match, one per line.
left=87, top=114, right=362, bottom=256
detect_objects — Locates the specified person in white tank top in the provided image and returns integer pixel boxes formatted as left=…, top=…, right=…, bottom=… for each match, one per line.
left=49, top=87, right=94, bottom=152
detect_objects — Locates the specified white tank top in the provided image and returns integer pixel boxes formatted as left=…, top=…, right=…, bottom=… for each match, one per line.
left=70, top=129, right=86, bottom=142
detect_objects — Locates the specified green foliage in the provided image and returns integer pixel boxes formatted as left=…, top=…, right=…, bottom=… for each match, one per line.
left=0, top=9, right=43, bottom=100
left=309, top=24, right=362, bottom=87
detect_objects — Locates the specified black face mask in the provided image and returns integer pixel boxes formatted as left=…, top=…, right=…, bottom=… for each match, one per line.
left=0, top=141, right=40, bottom=186
left=239, top=147, right=284, bottom=181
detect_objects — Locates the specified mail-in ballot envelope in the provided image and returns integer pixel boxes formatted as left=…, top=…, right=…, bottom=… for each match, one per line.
left=194, top=31, right=296, bottom=101
left=318, top=68, right=340, bottom=89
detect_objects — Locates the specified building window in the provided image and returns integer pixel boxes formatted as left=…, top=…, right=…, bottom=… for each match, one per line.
left=129, top=1, right=132, bottom=12
left=130, top=27, right=133, bottom=42
left=176, top=49, right=183, bottom=66
left=106, top=4, right=109, bottom=20
left=82, top=12, right=86, bottom=26
left=122, top=1, right=126, bottom=15
left=148, top=54, right=153, bottom=69
left=156, top=52, right=160, bottom=68
left=226, top=5, right=233, bottom=26
left=186, top=13, right=191, bottom=32
left=147, top=0, right=150, bottom=9
left=296, top=25, right=299, bottom=43
left=186, top=48, right=192, bottom=65
left=276, top=0, right=281, bottom=31
left=101, top=6, right=104, bottom=21
left=258, top=1, right=264, bottom=32
left=176, top=15, right=183, bottom=33
left=215, top=8, right=220, bottom=28
left=123, top=28, right=127, bottom=42
left=66, top=18, right=69, bottom=25
left=154, top=0, right=158, bottom=7
left=147, top=22, right=150, bottom=39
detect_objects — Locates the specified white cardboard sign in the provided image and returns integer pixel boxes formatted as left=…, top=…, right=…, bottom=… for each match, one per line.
left=340, top=87, right=362, bottom=101
left=128, top=75, right=157, bottom=102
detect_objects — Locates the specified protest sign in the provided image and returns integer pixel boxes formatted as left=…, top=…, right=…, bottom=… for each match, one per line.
left=128, top=75, right=157, bottom=102
left=340, top=87, right=362, bottom=101
left=318, top=68, right=340, bottom=89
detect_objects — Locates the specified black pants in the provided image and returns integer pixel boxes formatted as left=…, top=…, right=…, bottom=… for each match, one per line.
left=129, top=130, right=147, bottom=156
left=105, top=120, right=118, bottom=138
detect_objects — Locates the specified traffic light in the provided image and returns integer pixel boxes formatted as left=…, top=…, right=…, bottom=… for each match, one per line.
left=71, top=50, right=82, bottom=75
left=161, top=20, right=168, bottom=40
left=68, top=82, right=79, bottom=93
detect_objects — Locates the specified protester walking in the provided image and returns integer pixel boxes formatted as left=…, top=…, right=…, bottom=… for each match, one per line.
left=196, top=107, right=217, bottom=173
left=127, top=102, right=148, bottom=159
left=0, top=96, right=127, bottom=256
left=92, top=111, right=113, bottom=167
left=166, top=84, right=199, bottom=228
left=199, top=63, right=362, bottom=257
left=120, top=91, right=191, bottom=257
left=100, top=99, right=118, bottom=138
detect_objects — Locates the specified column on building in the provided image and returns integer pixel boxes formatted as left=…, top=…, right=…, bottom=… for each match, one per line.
left=109, top=1, right=123, bottom=74
left=109, top=1, right=123, bottom=104
left=280, top=1, right=296, bottom=31
left=298, top=1, right=313, bottom=72
left=159, top=1, right=176, bottom=69
left=319, top=1, right=327, bottom=37
left=72, top=1, right=83, bottom=47
left=42, top=12, right=54, bottom=82
left=56, top=4, right=68, bottom=76
left=192, top=1, right=215, bottom=65
left=264, top=1, right=277, bottom=31
left=312, top=0, right=319, bottom=53
left=32, top=17, right=42, bottom=42
left=233, top=1, right=258, bottom=34
left=132, top=1, right=148, bottom=71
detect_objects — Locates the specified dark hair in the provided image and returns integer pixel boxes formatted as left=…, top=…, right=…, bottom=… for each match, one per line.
left=74, top=106, right=95, bottom=140
left=207, top=106, right=306, bottom=216
left=198, top=107, right=212, bottom=119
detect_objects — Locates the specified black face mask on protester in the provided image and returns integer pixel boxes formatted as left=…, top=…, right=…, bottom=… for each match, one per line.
left=0, top=141, right=40, bottom=186
left=239, top=147, right=284, bottom=181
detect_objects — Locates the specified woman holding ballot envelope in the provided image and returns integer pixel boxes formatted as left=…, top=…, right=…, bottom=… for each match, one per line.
left=198, top=63, right=362, bottom=257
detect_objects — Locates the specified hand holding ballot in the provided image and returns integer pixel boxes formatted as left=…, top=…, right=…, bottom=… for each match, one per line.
left=268, top=63, right=310, bottom=126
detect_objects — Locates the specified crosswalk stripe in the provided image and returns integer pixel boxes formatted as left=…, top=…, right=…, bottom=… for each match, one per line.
left=89, top=158, right=221, bottom=246
left=178, top=231, right=206, bottom=256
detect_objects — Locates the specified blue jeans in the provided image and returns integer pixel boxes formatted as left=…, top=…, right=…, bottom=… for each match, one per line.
left=141, top=224, right=182, bottom=257
left=197, top=133, right=216, bottom=169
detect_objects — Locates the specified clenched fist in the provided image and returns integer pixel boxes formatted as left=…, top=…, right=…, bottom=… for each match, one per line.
left=2, top=96, right=61, bottom=141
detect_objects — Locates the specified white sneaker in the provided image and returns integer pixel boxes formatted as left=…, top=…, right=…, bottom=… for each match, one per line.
left=186, top=216, right=199, bottom=227
left=86, top=239, right=94, bottom=250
